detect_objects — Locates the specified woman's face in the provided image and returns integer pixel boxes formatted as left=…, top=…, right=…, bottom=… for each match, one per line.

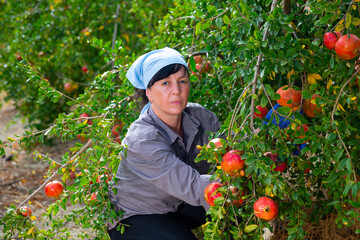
left=146, top=67, right=190, bottom=121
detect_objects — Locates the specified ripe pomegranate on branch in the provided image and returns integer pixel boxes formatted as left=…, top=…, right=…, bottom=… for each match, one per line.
left=335, top=34, right=360, bottom=60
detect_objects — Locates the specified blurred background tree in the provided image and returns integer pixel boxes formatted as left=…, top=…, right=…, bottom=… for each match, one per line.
left=0, top=0, right=173, bottom=130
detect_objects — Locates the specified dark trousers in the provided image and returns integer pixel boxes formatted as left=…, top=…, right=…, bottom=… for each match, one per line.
left=108, top=203, right=207, bottom=240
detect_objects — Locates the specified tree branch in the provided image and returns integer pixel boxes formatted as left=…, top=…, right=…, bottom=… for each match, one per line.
left=250, top=0, right=279, bottom=131
left=282, top=0, right=291, bottom=15
left=111, top=4, right=121, bottom=69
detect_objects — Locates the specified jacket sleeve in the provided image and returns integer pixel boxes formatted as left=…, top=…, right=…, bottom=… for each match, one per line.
left=124, top=135, right=213, bottom=210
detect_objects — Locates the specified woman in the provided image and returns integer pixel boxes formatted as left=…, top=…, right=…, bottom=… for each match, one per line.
left=108, top=47, right=220, bottom=240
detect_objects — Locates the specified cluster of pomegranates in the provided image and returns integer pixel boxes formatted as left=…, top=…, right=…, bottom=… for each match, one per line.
left=203, top=139, right=278, bottom=221
left=323, top=31, right=360, bottom=60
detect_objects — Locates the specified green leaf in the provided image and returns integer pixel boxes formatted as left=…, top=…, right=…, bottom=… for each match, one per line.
left=207, top=5, right=217, bottom=15
left=260, top=95, right=268, bottom=107
left=334, top=149, right=344, bottom=161
left=239, top=3, right=250, bottom=18
left=345, top=158, right=352, bottom=172
left=195, top=22, right=202, bottom=36
left=264, top=84, right=275, bottom=99
left=343, top=184, right=352, bottom=197
left=223, top=15, right=230, bottom=24
left=277, top=106, right=291, bottom=115
left=215, top=17, right=223, bottom=29
left=314, top=14, right=333, bottom=26
left=52, top=204, right=59, bottom=216
left=190, top=57, right=196, bottom=71
left=244, top=224, right=258, bottom=233
left=302, top=90, right=313, bottom=99
left=349, top=201, right=360, bottom=208
left=352, top=183, right=359, bottom=199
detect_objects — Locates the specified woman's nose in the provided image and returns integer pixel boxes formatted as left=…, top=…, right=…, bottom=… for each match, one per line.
left=171, top=82, right=181, bottom=94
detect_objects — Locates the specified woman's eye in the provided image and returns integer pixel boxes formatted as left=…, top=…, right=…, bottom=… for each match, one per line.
left=180, top=80, right=188, bottom=84
left=161, top=81, right=168, bottom=86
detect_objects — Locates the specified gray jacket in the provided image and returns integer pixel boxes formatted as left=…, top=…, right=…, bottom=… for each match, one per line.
left=108, top=102, right=220, bottom=228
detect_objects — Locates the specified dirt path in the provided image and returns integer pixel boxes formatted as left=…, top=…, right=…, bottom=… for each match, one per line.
left=0, top=92, right=96, bottom=239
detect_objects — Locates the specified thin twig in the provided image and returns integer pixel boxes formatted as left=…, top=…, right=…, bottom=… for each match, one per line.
left=111, top=4, right=121, bottom=70
left=249, top=0, right=279, bottom=131
left=331, top=67, right=360, bottom=123
left=227, top=83, right=254, bottom=140
left=330, top=67, right=359, bottom=181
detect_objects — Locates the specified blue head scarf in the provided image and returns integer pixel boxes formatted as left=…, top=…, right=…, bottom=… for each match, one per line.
left=126, top=47, right=188, bottom=115
left=126, top=47, right=188, bottom=89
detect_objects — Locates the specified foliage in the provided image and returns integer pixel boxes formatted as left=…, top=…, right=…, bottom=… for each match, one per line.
left=0, top=0, right=172, bottom=130
left=1, top=0, right=360, bottom=239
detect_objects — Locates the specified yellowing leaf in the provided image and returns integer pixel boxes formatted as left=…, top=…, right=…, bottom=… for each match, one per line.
left=308, top=73, right=321, bottom=80
left=269, top=71, right=275, bottom=80
left=258, top=86, right=264, bottom=95
left=335, top=24, right=344, bottom=32
left=216, top=165, right=222, bottom=170
left=346, top=13, right=352, bottom=28
left=327, top=79, right=333, bottom=89
left=122, top=33, right=130, bottom=42
left=352, top=17, right=360, bottom=26
left=337, top=104, right=346, bottom=112
left=50, top=5, right=54, bottom=11
left=30, top=215, right=37, bottom=221
left=307, top=76, right=316, bottom=84
left=62, top=168, right=66, bottom=173
left=265, top=185, right=274, bottom=197
left=289, top=22, right=300, bottom=32
left=287, top=69, right=295, bottom=80
left=98, top=25, right=104, bottom=30
left=244, top=224, right=258, bottom=233
left=351, top=96, right=357, bottom=101
left=241, top=89, right=248, bottom=101
left=202, top=222, right=210, bottom=229
left=27, top=227, right=35, bottom=235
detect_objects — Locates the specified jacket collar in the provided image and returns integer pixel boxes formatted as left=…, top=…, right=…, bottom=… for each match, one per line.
left=145, top=105, right=200, bottom=145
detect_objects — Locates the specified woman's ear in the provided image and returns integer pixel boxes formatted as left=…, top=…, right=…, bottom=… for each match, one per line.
left=146, top=88, right=152, bottom=102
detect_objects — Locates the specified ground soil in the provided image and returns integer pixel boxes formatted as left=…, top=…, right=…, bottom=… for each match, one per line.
left=0, top=93, right=96, bottom=239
